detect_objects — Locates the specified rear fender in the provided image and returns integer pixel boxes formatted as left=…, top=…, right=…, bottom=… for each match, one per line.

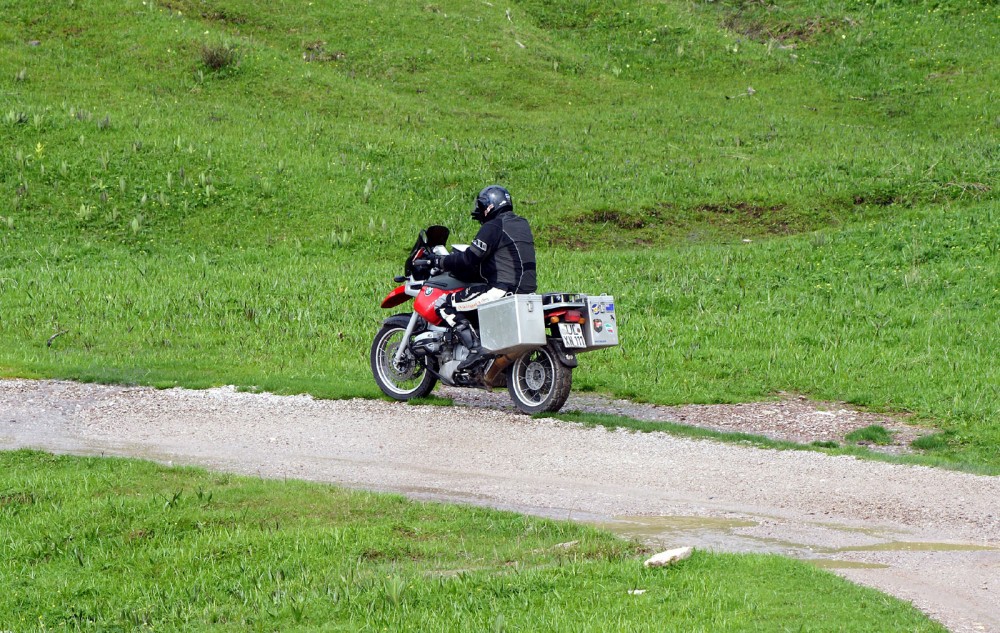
left=548, top=338, right=579, bottom=368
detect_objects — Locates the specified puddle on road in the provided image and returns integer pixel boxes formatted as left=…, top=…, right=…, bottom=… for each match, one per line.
left=594, top=515, right=758, bottom=538
left=590, top=515, right=785, bottom=554
left=809, top=559, right=890, bottom=570
left=832, top=541, right=997, bottom=553
left=589, top=515, right=998, bottom=566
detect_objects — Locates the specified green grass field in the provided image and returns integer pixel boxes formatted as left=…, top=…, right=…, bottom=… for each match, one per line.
left=1, top=1, right=997, bottom=460
left=0, top=450, right=946, bottom=631
left=2, top=1, right=996, bottom=627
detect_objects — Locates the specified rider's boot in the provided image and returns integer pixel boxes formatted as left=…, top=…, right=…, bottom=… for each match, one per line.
left=455, top=322, right=485, bottom=371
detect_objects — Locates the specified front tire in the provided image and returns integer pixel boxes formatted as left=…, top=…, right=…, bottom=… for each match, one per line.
left=371, top=323, right=437, bottom=400
left=506, top=343, right=573, bottom=414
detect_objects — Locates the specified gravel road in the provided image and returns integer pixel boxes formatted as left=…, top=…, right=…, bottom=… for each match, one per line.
left=2, top=378, right=998, bottom=632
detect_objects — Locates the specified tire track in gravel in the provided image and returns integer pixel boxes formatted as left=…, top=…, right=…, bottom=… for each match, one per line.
left=2, top=379, right=998, bottom=633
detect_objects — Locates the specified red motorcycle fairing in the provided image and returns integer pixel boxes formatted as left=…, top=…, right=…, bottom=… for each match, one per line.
left=413, top=286, right=459, bottom=325
left=380, top=285, right=410, bottom=309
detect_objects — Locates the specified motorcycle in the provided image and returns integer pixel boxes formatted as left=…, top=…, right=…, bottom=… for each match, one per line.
left=371, top=225, right=619, bottom=414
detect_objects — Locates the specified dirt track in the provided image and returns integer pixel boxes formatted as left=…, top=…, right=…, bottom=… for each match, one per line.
left=2, top=379, right=998, bottom=632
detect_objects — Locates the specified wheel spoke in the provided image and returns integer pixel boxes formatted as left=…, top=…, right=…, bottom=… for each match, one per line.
left=375, top=328, right=425, bottom=395
left=513, top=350, right=555, bottom=405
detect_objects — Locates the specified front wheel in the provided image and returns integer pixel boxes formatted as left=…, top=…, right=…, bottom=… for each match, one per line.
left=506, top=343, right=573, bottom=414
left=371, top=323, right=437, bottom=400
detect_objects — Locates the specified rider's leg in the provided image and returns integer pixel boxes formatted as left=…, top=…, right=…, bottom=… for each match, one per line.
left=437, top=286, right=508, bottom=370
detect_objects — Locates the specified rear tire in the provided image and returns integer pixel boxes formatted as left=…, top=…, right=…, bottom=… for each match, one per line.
left=506, top=343, right=573, bottom=414
left=370, top=323, right=437, bottom=400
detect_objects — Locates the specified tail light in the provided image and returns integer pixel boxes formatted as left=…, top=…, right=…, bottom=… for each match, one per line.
left=548, top=309, right=585, bottom=324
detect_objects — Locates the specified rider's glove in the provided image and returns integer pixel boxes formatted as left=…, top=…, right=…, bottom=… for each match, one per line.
left=430, top=254, right=447, bottom=271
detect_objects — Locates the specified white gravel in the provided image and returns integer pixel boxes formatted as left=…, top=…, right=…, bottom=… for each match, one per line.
left=2, top=378, right=998, bottom=632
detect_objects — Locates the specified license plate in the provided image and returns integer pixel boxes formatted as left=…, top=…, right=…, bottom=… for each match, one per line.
left=558, top=323, right=587, bottom=349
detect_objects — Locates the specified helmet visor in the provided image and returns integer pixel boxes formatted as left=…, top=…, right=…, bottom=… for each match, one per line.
left=471, top=196, right=489, bottom=220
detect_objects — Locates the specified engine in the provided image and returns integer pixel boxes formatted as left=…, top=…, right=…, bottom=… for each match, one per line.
left=409, top=331, right=445, bottom=357
left=409, top=329, right=477, bottom=386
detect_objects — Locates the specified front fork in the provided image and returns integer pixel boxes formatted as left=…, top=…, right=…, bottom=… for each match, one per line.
left=393, top=312, right=422, bottom=366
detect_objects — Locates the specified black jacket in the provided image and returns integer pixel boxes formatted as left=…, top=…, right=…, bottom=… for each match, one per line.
left=443, top=210, right=537, bottom=293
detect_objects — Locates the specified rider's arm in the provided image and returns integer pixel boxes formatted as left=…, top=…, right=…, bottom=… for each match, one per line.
left=441, top=222, right=500, bottom=276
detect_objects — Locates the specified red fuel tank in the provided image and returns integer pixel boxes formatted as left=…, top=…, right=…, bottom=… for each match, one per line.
left=413, top=286, right=459, bottom=325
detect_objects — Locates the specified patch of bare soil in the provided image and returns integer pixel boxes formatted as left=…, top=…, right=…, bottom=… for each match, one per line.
left=722, top=12, right=852, bottom=44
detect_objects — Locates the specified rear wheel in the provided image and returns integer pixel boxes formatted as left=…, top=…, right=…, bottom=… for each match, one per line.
left=506, top=343, right=573, bottom=414
left=370, top=323, right=437, bottom=400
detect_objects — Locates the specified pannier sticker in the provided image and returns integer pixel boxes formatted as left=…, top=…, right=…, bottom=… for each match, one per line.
left=593, top=318, right=604, bottom=333
left=606, top=303, right=614, bottom=312
left=591, top=303, right=602, bottom=315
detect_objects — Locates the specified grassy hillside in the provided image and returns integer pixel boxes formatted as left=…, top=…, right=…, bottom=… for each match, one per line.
left=1, top=0, right=998, bottom=464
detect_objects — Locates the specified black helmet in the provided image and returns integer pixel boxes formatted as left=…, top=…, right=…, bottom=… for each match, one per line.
left=471, top=185, right=513, bottom=223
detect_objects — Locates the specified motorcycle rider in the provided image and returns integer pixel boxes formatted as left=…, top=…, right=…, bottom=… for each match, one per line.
left=428, top=185, right=537, bottom=371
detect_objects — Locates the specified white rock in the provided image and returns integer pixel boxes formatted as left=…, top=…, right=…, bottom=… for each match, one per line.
left=644, top=546, right=693, bottom=568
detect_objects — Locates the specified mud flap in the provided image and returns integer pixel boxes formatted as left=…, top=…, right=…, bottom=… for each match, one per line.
left=548, top=338, right=579, bottom=368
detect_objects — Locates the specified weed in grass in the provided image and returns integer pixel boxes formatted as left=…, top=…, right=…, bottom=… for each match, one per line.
left=4, top=110, right=28, bottom=125
left=330, top=230, right=352, bottom=247
left=15, top=67, right=27, bottom=81
left=811, top=441, right=840, bottom=449
left=383, top=575, right=408, bottom=608
left=844, top=425, right=893, bottom=446
left=201, top=42, right=239, bottom=72
left=912, top=433, right=951, bottom=452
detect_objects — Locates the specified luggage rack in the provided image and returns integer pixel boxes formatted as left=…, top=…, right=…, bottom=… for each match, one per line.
left=541, top=292, right=587, bottom=310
